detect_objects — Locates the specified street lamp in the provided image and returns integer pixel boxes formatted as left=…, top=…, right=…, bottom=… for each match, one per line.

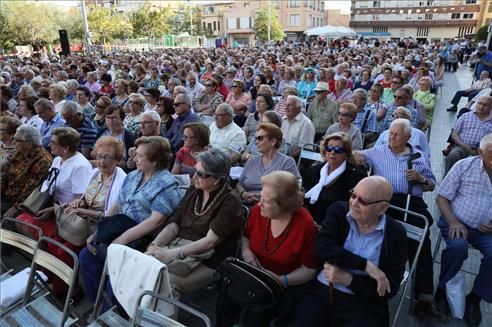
left=80, top=0, right=91, bottom=54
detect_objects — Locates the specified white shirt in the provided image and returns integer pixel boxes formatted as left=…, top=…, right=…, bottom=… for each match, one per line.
left=42, top=152, right=92, bottom=204
left=281, top=112, right=315, bottom=149
left=21, top=115, right=43, bottom=129
left=209, top=121, right=247, bottom=155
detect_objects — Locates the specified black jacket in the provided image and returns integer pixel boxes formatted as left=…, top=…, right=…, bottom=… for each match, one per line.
left=303, top=162, right=367, bottom=223
left=316, top=201, right=408, bottom=316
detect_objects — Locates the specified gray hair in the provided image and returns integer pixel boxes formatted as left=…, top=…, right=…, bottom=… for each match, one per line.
left=353, top=88, right=368, bottom=99
left=479, top=133, right=492, bottom=151
left=286, top=95, right=304, bottom=110
left=175, top=92, right=190, bottom=105
left=66, top=79, right=79, bottom=89
left=168, top=77, right=181, bottom=86
left=16, top=125, right=42, bottom=146
left=195, top=148, right=231, bottom=179
left=61, top=100, right=83, bottom=115
left=174, top=86, right=187, bottom=96
left=34, top=98, right=55, bottom=111
left=216, top=103, right=234, bottom=116
left=87, top=71, right=97, bottom=79
left=390, top=118, right=412, bottom=136
left=142, top=110, right=161, bottom=123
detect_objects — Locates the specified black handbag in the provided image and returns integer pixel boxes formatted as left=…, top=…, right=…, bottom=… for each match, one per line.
left=216, top=257, right=285, bottom=327
left=19, top=168, right=60, bottom=214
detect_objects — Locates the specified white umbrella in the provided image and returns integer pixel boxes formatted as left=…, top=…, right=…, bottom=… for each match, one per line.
left=304, top=25, right=357, bottom=38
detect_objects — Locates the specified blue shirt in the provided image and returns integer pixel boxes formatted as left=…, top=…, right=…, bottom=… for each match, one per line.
left=353, top=104, right=377, bottom=133
left=165, top=110, right=199, bottom=152
left=317, top=213, right=386, bottom=295
left=475, top=51, right=492, bottom=80
left=119, top=169, right=182, bottom=224
left=40, top=113, right=67, bottom=149
left=375, top=127, right=431, bottom=161
left=72, top=116, right=97, bottom=152
left=380, top=103, right=418, bottom=132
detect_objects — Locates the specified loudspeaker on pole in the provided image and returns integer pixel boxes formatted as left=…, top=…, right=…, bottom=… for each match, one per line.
left=59, top=29, right=71, bottom=55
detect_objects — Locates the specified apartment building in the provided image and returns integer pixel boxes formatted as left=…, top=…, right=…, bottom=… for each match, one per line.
left=349, top=0, right=482, bottom=41
left=325, top=9, right=350, bottom=27
left=279, top=0, right=326, bottom=41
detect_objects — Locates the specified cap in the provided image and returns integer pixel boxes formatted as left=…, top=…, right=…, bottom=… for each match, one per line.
left=314, top=82, right=329, bottom=92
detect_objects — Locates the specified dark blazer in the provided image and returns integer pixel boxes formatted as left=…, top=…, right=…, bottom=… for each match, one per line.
left=303, top=162, right=367, bottom=223
left=316, top=201, right=408, bottom=320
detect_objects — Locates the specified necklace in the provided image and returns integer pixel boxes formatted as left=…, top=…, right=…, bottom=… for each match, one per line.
left=263, top=218, right=292, bottom=255
left=193, top=182, right=227, bottom=216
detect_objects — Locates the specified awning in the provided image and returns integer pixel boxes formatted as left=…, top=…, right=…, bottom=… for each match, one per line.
left=356, top=32, right=391, bottom=37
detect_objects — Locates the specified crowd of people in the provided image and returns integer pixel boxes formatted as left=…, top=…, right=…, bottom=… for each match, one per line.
left=1, top=36, right=491, bottom=326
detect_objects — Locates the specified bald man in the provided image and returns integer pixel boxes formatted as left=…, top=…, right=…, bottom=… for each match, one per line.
left=294, top=176, right=408, bottom=327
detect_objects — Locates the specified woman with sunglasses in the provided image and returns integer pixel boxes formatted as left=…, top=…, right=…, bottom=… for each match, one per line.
left=303, top=132, right=367, bottom=223
left=325, top=102, right=363, bottom=150
left=237, top=123, right=300, bottom=205
left=145, top=148, right=243, bottom=298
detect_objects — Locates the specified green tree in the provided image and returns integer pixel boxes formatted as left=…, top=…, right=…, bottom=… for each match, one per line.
left=476, top=25, right=488, bottom=42
left=87, top=5, right=132, bottom=44
left=59, top=8, right=85, bottom=43
left=253, top=5, right=285, bottom=42
left=131, top=2, right=174, bottom=38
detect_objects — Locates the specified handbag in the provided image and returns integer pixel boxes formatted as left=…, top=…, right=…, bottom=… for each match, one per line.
left=91, top=214, right=141, bottom=257
left=55, top=204, right=92, bottom=247
left=165, top=238, right=215, bottom=277
left=19, top=168, right=59, bottom=215
left=216, top=257, right=284, bottom=327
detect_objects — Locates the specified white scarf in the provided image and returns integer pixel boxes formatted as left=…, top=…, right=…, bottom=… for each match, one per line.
left=305, top=161, right=347, bottom=204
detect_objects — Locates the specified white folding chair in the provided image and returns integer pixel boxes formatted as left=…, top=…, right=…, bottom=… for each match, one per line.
left=389, top=205, right=429, bottom=327
left=131, top=290, right=211, bottom=327
left=0, top=236, right=79, bottom=327
left=297, top=143, right=322, bottom=169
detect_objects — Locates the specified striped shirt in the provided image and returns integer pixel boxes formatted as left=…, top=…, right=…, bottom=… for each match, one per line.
left=453, top=111, right=492, bottom=148
left=353, top=104, right=377, bottom=133
left=362, top=145, right=435, bottom=196
left=380, top=103, right=418, bottom=132
left=74, top=117, right=97, bottom=152
left=438, top=156, right=492, bottom=229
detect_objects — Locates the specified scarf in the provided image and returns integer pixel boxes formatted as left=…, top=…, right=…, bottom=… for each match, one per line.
left=305, top=161, right=346, bottom=204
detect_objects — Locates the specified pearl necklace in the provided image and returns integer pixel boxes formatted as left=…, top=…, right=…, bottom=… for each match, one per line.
left=193, top=183, right=227, bottom=216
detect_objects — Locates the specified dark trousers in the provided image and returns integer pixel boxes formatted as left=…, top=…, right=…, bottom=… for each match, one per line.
left=292, top=280, right=388, bottom=327
left=388, top=194, right=434, bottom=299
left=450, top=89, right=472, bottom=106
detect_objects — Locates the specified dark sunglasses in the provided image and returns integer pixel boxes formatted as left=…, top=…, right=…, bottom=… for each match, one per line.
left=338, top=112, right=352, bottom=118
left=195, top=170, right=213, bottom=179
left=173, top=102, right=186, bottom=107
left=349, top=189, right=389, bottom=206
left=255, top=135, right=267, bottom=141
left=325, top=146, right=346, bottom=154
left=232, top=85, right=240, bottom=88
left=391, top=80, right=402, bottom=84
left=394, top=95, right=405, bottom=99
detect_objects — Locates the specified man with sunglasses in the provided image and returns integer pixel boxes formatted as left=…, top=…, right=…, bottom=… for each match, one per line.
left=381, top=75, right=403, bottom=105
left=165, top=94, right=199, bottom=153
left=293, top=176, right=408, bottom=327
left=354, top=119, right=445, bottom=321
left=380, top=88, right=419, bottom=132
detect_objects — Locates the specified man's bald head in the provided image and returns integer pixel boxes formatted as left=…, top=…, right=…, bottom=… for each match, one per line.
left=357, top=176, right=393, bottom=201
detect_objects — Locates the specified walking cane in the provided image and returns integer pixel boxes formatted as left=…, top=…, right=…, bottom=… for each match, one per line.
left=404, top=152, right=421, bottom=222
left=329, top=283, right=335, bottom=327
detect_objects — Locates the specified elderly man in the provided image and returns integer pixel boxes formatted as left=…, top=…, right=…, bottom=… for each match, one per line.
left=355, top=119, right=444, bottom=320
left=195, top=78, right=224, bottom=115
left=445, top=95, right=492, bottom=174
left=434, top=134, right=492, bottom=326
left=60, top=100, right=97, bottom=159
left=447, top=71, right=491, bottom=112
left=327, top=77, right=353, bottom=105
left=474, top=45, right=492, bottom=82
left=293, top=176, right=408, bottom=326
left=306, top=82, right=338, bottom=142
left=35, top=98, right=67, bottom=150
left=380, top=88, right=419, bottom=131
left=186, top=72, right=205, bottom=109
left=165, top=94, right=199, bottom=152
left=352, top=88, right=378, bottom=147
left=126, top=111, right=161, bottom=169
left=209, top=103, right=246, bottom=162
left=281, top=95, right=315, bottom=158
left=381, top=75, right=404, bottom=105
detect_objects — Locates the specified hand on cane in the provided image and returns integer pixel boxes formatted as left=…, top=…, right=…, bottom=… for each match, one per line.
left=365, top=261, right=391, bottom=296
left=323, top=263, right=353, bottom=287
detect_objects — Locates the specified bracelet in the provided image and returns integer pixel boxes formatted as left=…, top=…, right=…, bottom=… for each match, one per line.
left=240, top=191, right=245, bottom=199
left=177, top=247, right=185, bottom=260
left=282, top=274, right=289, bottom=287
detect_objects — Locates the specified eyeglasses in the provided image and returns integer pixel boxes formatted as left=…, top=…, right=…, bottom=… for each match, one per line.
left=14, top=137, right=27, bottom=142
left=394, top=95, right=405, bottom=99
left=173, top=102, right=186, bottom=107
left=183, top=135, right=196, bottom=139
left=96, top=155, right=116, bottom=161
left=349, top=189, right=389, bottom=206
left=105, top=116, right=121, bottom=121
left=206, top=84, right=214, bottom=87
left=140, top=120, right=157, bottom=126
left=129, top=100, right=140, bottom=105
left=231, top=85, right=240, bottom=88
left=255, top=135, right=267, bottom=141
left=391, top=80, right=402, bottom=84
left=325, top=146, right=346, bottom=154
left=195, top=170, right=213, bottom=179
left=338, top=112, right=352, bottom=118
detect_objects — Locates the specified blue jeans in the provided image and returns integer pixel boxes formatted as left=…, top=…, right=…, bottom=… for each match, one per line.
left=437, top=217, right=492, bottom=303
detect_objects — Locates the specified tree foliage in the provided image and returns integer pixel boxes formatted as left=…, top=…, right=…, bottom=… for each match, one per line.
left=173, top=4, right=203, bottom=36
left=130, top=2, right=174, bottom=38
left=476, top=25, right=488, bottom=42
left=253, top=5, right=285, bottom=42
left=87, top=5, right=132, bottom=44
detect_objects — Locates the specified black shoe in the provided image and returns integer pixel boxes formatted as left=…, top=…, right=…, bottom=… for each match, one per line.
left=414, top=300, right=449, bottom=323
left=464, top=295, right=482, bottom=327
left=447, top=106, right=458, bottom=112
left=434, top=289, right=450, bottom=320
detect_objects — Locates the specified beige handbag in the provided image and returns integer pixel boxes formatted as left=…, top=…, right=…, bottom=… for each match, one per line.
left=55, top=204, right=92, bottom=247
left=165, top=238, right=215, bottom=277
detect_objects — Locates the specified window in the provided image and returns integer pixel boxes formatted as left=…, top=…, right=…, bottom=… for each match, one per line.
left=417, top=27, right=429, bottom=37
left=465, top=0, right=477, bottom=4
left=218, top=21, right=220, bottom=31
left=207, top=22, right=212, bottom=31
left=489, top=3, right=492, bottom=13
left=203, top=22, right=206, bottom=29
left=425, top=13, right=432, bottom=20
left=463, top=13, right=473, bottom=19
left=227, top=18, right=236, bottom=29
left=239, top=17, right=249, bottom=29
left=213, top=21, right=217, bottom=31
left=289, top=14, right=300, bottom=26
left=289, top=0, right=300, bottom=8
left=373, top=26, right=388, bottom=33
left=451, top=13, right=461, bottom=19
left=308, top=14, right=313, bottom=27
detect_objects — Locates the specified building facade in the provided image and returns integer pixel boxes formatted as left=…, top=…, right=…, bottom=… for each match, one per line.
left=349, top=0, right=482, bottom=41
left=279, top=0, right=326, bottom=41
left=324, top=9, right=350, bottom=27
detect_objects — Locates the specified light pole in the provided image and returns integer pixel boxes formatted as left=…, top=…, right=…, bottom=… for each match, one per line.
left=267, top=0, right=271, bottom=43
left=189, top=0, right=193, bottom=37
left=80, top=0, right=91, bottom=54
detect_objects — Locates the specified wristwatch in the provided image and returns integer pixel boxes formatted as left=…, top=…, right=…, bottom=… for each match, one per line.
left=177, top=247, right=185, bottom=260
left=421, top=178, right=429, bottom=185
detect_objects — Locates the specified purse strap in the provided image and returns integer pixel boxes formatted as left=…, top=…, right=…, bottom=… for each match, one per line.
left=42, top=167, right=60, bottom=195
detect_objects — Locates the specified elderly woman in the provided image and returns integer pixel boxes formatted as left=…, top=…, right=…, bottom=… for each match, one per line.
left=143, top=88, right=160, bottom=112
left=186, top=72, right=206, bottom=109
left=354, top=69, right=373, bottom=91
left=414, top=76, right=436, bottom=128
left=80, top=136, right=183, bottom=304
left=297, top=67, right=317, bottom=101
left=133, top=64, right=149, bottom=87
left=237, top=123, right=301, bottom=205
left=123, top=93, right=145, bottom=137
left=112, top=79, right=130, bottom=107
left=1, top=125, right=52, bottom=216
left=157, top=96, right=175, bottom=136
left=76, top=86, right=95, bottom=118
left=325, top=103, right=363, bottom=150
left=239, top=171, right=318, bottom=324
left=243, top=93, right=275, bottom=142
left=49, top=83, right=67, bottom=113
left=0, top=116, right=22, bottom=168
left=18, top=96, right=43, bottom=129
left=93, top=96, right=111, bottom=133
left=85, top=71, right=102, bottom=94
left=171, top=122, right=210, bottom=177
left=274, top=86, right=298, bottom=117
left=226, top=79, right=251, bottom=113
left=303, top=132, right=367, bottom=223
left=145, top=148, right=243, bottom=297
left=328, top=77, right=354, bottom=105
left=195, top=78, right=224, bottom=115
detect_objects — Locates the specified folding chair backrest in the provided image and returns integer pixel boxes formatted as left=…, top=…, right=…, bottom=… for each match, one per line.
left=131, top=290, right=211, bottom=327
left=297, top=143, right=322, bottom=168
left=0, top=218, right=42, bottom=258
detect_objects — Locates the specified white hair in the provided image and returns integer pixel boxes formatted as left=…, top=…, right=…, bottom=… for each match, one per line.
left=479, top=133, right=492, bottom=151
left=61, top=100, right=83, bottom=115
left=390, top=118, right=412, bottom=136
left=142, top=110, right=161, bottom=124
left=286, top=95, right=303, bottom=110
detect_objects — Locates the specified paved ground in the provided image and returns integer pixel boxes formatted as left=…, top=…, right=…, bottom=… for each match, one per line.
left=1, top=64, right=489, bottom=326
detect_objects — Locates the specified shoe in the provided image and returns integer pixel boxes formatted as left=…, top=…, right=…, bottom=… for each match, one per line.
left=447, top=106, right=458, bottom=112
left=434, top=288, right=450, bottom=320
left=464, top=295, right=482, bottom=327
left=414, top=300, right=449, bottom=323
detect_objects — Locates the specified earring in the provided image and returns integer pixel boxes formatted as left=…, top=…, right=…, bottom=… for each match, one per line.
left=214, top=181, right=218, bottom=186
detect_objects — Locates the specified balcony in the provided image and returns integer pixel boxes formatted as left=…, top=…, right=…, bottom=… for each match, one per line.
left=351, top=4, right=480, bottom=15
left=349, top=19, right=478, bottom=27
